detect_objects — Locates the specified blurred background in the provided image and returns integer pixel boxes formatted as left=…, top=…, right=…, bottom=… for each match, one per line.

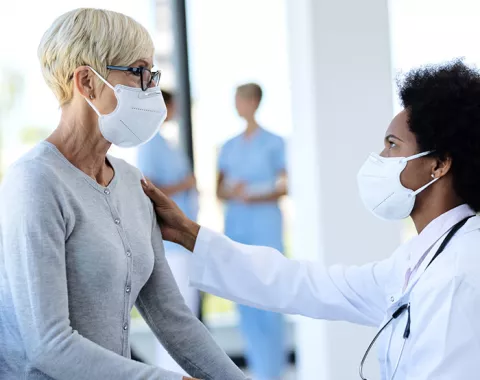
left=1, top=0, right=480, bottom=379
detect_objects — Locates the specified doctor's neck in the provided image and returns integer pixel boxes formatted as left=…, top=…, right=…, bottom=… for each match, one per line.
left=411, top=191, right=464, bottom=234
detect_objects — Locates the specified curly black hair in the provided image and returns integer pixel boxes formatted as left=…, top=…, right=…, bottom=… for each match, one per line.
left=398, top=59, right=480, bottom=212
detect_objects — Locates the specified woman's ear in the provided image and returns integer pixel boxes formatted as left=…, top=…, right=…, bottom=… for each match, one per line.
left=73, top=66, right=95, bottom=99
left=432, top=155, right=452, bottom=179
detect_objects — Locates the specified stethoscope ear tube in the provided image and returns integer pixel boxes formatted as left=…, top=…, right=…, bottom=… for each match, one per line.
left=359, top=304, right=410, bottom=380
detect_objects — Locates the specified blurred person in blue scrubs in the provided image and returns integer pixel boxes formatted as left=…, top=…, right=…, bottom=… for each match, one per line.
left=137, top=90, right=199, bottom=374
left=217, top=83, right=288, bottom=380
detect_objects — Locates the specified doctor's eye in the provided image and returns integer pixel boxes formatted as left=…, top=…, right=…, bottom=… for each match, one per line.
left=388, top=140, right=397, bottom=149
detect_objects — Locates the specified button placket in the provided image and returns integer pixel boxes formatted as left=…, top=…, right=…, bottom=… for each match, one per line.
left=106, top=199, right=132, bottom=356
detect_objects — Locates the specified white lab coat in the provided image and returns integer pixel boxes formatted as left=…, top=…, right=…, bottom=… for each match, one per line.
left=188, top=215, right=480, bottom=379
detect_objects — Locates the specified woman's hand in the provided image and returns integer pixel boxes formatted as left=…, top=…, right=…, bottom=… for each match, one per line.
left=141, top=179, right=200, bottom=251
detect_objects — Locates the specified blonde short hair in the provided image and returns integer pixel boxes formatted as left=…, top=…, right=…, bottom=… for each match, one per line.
left=38, top=8, right=155, bottom=106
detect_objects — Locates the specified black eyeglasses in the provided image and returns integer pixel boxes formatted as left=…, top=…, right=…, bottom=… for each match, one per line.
left=107, top=65, right=161, bottom=91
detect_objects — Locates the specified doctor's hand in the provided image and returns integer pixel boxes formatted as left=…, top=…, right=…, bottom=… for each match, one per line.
left=141, top=179, right=200, bottom=252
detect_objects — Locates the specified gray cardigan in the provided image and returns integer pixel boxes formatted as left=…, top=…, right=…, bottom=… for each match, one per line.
left=0, top=142, right=246, bottom=380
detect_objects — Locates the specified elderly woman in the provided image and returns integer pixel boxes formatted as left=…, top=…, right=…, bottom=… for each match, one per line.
left=0, top=8, right=246, bottom=380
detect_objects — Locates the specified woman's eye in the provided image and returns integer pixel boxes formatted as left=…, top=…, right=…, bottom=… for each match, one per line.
left=127, top=68, right=142, bottom=77
left=389, top=141, right=397, bottom=148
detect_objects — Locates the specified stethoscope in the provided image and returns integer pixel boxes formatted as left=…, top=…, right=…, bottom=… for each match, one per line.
left=358, top=215, right=473, bottom=380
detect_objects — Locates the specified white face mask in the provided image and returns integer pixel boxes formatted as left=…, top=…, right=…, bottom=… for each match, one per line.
left=84, top=67, right=167, bottom=148
left=357, top=151, right=437, bottom=220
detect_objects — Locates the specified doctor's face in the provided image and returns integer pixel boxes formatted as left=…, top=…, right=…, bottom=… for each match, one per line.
left=380, top=109, right=435, bottom=193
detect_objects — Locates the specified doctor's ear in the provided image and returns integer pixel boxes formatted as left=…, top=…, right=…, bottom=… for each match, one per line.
left=431, top=155, right=452, bottom=179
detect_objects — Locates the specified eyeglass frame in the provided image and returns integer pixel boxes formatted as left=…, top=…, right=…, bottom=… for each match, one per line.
left=106, top=65, right=161, bottom=91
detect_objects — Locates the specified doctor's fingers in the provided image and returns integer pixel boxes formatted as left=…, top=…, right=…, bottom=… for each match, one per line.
left=141, top=179, right=172, bottom=208
left=141, top=179, right=191, bottom=232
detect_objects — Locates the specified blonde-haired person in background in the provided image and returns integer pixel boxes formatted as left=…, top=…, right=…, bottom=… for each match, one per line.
left=217, top=83, right=288, bottom=380
left=0, top=8, right=246, bottom=380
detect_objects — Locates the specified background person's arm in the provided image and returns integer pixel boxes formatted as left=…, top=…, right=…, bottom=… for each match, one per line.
left=242, top=135, right=288, bottom=203
left=215, top=141, right=245, bottom=201
left=135, top=212, right=247, bottom=380
left=242, top=170, right=288, bottom=203
left=216, top=171, right=245, bottom=201
left=1, top=165, right=186, bottom=380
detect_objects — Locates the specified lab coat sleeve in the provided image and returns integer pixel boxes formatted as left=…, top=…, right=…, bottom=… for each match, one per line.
left=406, top=274, right=480, bottom=379
left=189, top=228, right=395, bottom=327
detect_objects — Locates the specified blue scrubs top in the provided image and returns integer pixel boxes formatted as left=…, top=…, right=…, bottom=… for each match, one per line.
left=137, top=132, right=198, bottom=252
left=218, top=127, right=286, bottom=251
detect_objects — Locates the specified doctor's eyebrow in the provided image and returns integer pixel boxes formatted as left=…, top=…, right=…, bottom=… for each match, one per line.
left=385, top=134, right=404, bottom=143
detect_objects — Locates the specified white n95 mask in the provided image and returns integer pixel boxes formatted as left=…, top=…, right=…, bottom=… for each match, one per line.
left=84, top=67, right=167, bottom=148
left=357, top=151, right=437, bottom=220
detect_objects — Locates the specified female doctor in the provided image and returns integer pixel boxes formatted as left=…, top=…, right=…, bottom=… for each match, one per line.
left=141, top=60, right=480, bottom=379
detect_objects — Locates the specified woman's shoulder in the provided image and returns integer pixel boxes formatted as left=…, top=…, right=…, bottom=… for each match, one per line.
left=108, top=155, right=154, bottom=220
left=2, top=143, right=64, bottom=190
left=0, top=144, right=70, bottom=218
left=261, top=128, right=284, bottom=141
left=108, top=155, right=143, bottom=182
left=108, top=156, right=149, bottom=197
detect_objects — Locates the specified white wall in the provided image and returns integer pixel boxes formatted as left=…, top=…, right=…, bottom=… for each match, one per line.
left=285, top=0, right=402, bottom=378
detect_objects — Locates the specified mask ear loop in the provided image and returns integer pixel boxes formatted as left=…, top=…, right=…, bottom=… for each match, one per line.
left=88, top=66, right=115, bottom=90
left=401, top=151, right=438, bottom=197
left=398, top=151, right=433, bottom=166
left=411, top=176, right=439, bottom=197
left=403, top=150, right=434, bottom=162
left=83, top=66, right=115, bottom=117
